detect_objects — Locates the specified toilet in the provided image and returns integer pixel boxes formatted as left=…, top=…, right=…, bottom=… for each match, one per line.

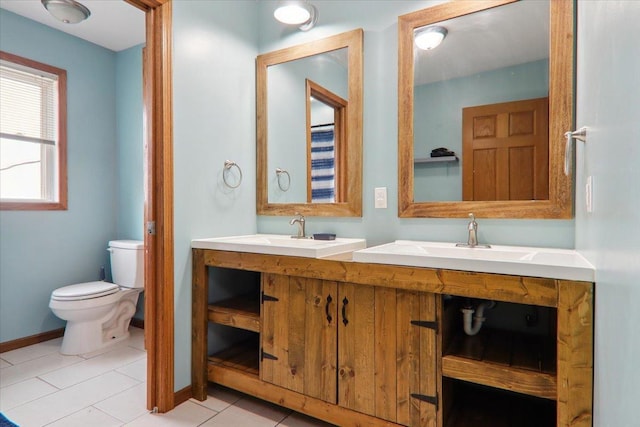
left=49, top=240, right=144, bottom=355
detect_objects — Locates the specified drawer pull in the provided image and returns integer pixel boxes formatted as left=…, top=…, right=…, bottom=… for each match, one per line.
left=325, top=295, right=333, bottom=323
left=342, top=297, right=349, bottom=326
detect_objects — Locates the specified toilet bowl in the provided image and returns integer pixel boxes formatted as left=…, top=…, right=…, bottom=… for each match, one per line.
left=49, top=240, right=144, bottom=355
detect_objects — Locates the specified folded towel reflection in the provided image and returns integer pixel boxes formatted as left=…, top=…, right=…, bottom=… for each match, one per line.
left=430, top=147, right=456, bottom=157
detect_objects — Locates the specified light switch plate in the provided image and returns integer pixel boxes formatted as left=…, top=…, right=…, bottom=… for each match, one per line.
left=374, top=187, right=387, bottom=209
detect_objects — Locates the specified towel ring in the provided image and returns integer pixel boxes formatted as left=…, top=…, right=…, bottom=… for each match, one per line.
left=564, top=127, right=588, bottom=176
left=223, top=160, right=242, bottom=188
left=275, top=168, right=291, bottom=192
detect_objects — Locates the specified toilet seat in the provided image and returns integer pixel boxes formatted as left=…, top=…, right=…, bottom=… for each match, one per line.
left=51, top=281, right=119, bottom=301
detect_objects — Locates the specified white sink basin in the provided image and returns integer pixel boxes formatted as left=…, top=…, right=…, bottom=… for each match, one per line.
left=192, top=234, right=366, bottom=258
left=352, top=240, right=594, bottom=281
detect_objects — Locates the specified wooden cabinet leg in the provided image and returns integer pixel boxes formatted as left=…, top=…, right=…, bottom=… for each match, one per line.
left=557, top=281, right=593, bottom=426
left=192, top=249, right=208, bottom=401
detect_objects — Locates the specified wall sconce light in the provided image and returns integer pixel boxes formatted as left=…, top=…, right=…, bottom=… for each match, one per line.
left=414, top=26, right=448, bottom=50
left=41, top=0, right=91, bottom=24
left=274, top=1, right=318, bottom=31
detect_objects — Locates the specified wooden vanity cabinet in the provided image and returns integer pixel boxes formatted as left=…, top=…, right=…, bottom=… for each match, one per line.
left=260, top=273, right=438, bottom=425
left=192, top=249, right=593, bottom=427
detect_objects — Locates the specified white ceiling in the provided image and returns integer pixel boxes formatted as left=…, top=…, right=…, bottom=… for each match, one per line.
left=0, top=0, right=145, bottom=52
left=1, top=0, right=548, bottom=78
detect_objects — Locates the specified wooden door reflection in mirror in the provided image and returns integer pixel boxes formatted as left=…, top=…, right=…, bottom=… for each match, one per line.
left=306, top=79, right=347, bottom=204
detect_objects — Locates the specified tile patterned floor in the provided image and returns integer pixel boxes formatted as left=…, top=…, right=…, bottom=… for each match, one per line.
left=0, top=328, right=333, bottom=427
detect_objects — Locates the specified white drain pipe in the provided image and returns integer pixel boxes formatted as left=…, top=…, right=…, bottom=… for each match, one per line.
left=462, top=300, right=496, bottom=336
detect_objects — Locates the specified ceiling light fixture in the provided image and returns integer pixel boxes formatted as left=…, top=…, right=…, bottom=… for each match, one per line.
left=274, top=1, right=318, bottom=32
left=414, top=26, right=448, bottom=50
left=41, top=0, right=91, bottom=24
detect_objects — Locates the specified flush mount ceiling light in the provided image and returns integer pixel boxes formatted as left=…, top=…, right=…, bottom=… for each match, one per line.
left=414, top=26, right=448, bottom=50
left=41, top=0, right=91, bottom=24
left=274, top=1, right=318, bottom=31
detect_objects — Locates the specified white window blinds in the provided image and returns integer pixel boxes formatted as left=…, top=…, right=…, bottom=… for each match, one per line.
left=0, top=61, right=58, bottom=146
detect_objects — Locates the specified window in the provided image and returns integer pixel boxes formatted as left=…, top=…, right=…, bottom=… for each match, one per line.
left=1, top=51, right=67, bottom=210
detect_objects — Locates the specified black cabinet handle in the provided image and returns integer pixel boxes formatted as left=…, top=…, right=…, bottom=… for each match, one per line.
left=342, top=297, right=349, bottom=326
left=325, top=295, right=333, bottom=323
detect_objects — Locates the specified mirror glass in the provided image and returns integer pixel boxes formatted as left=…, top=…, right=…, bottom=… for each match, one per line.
left=267, top=49, right=347, bottom=204
left=257, top=29, right=363, bottom=217
left=398, top=0, right=574, bottom=218
left=413, top=1, right=549, bottom=202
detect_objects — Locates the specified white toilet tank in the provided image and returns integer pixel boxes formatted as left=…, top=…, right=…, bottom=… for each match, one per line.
left=108, top=240, right=144, bottom=289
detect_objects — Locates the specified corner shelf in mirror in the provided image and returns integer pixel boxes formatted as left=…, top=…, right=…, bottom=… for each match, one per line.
left=414, top=156, right=459, bottom=164
left=397, top=0, right=575, bottom=218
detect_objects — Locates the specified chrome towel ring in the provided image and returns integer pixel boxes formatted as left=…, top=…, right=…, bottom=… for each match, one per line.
left=223, top=160, right=242, bottom=188
left=276, top=167, right=291, bottom=191
left=564, top=127, right=587, bottom=176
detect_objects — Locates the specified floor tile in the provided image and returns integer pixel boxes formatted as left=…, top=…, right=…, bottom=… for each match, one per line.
left=124, top=400, right=216, bottom=427
left=200, top=396, right=290, bottom=427
left=189, top=384, right=243, bottom=413
left=0, top=338, right=63, bottom=365
left=126, top=327, right=146, bottom=351
left=278, top=412, right=336, bottom=427
left=116, top=357, right=146, bottom=382
left=0, top=358, right=11, bottom=369
left=0, top=352, right=83, bottom=388
left=79, top=327, right=144, bottom=360
left=39, top=346, right=145, bottom=389
left=94, top=382, right=148, bottom=423
left=45, top=406, right=123, bottom=427
left=0, top=377, right=58, bottom=412
left=4, top=371, right=139, bottom=427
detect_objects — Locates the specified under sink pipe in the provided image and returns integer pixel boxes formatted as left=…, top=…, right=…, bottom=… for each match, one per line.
left=461, top=300, right=496, bottom=336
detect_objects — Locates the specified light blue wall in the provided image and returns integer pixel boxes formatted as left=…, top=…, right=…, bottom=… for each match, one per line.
left=0, top=10, right=118, bottom=342
left=255, top=0, right=574, bottom=249
left=414, top=59, right=548, bottom=201
left=116, top=45, right=144, bottom=242
left=574, top=1, right=640, bottom=424
left=172, top=0, right=258, bottom=390
left=115, top=44, right=145, bottom=319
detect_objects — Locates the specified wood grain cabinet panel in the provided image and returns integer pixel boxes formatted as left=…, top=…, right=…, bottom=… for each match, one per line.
left=261, top=274, right=438, bottom=426
left=261, top=274, right=338, bottom=404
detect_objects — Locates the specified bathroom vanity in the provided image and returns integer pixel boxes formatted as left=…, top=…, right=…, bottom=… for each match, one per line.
left=191, top=240, right=593, bottom=427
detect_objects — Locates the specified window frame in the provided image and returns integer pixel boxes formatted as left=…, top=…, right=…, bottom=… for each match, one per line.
left=0, top=50, right=67, bottom=211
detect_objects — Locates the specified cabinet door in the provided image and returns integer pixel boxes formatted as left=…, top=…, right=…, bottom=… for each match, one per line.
left=260, top=273, right=338, bottom=404
left=338, top=284, right=438, bottom=426
left=397, top=290, right=438, bottom=427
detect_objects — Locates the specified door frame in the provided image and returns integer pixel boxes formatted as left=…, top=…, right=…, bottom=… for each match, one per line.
left=125, top=0, right=174, bottom=413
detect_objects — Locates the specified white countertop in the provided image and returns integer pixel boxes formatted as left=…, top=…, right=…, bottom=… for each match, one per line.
left=192, top=234, right=367, bottom=259
left=352, top=240, right=595, bottom=281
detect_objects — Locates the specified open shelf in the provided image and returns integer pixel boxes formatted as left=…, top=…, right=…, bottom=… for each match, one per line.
left=414, top=156, right=459, bottom=164
left=444, top=380, right=556, bottom=427
left=443, top=328, right=556, bottom=399
left=208, top=295, right=260, bottom=332
left=208, top=338, right=259, bottom=378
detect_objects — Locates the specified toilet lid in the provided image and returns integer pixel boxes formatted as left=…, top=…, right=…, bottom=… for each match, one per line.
left=52, top=281, right=119, bottom=301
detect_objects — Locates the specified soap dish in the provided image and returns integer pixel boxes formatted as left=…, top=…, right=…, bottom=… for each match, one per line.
left=313, top=233, right=336, bottom=241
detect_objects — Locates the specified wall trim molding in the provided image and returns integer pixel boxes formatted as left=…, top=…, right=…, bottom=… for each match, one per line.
left=174, top=385, right=192, bottom=407
left=131, top=318, right=145, bottom=329
left=0, top=328, right=65, bottom=353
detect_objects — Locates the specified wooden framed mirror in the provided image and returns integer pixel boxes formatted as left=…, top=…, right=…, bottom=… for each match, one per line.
left=257, top=29, right=363, bottom=217
left=398, top=0, right=574, bottom=218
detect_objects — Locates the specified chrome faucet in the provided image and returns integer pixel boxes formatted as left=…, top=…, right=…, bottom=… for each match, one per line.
left=289, top=213, right=307, bottom=239
left=456, top=213, right=490, bottom=248
left=467, top=213, right=479, bottom=247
